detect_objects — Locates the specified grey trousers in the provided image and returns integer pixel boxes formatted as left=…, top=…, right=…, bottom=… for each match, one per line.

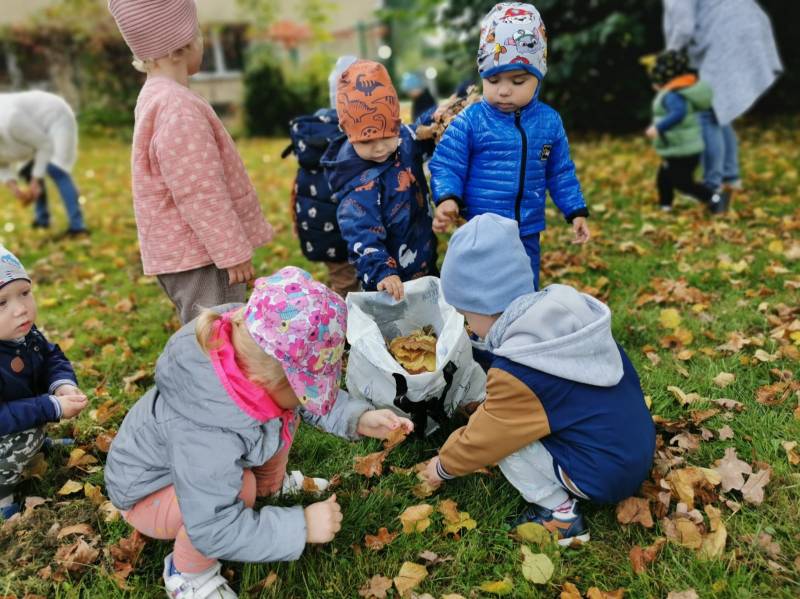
left=157, top=263, right=246, bottom=324
left=0, top=427, right=45, bottom=497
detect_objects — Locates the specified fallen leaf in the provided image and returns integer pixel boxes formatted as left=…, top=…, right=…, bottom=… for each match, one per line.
left=99, top=500, right=120, bottom=522
left=717, top=425, right=735, bottom=440
left=520, top=546, right=553, bottom=584
left=443, top=511, right=477, bottom=535
left=756, top=532, right=782, bottom=559
left=665, top=467, right=721, bottom=507
left=667, top=590, right=699, bottom=599
left=393, top=562, right=427, bottom=597
left=108, top=530, right=146, bottom=587
left=713, top=447, right=752, bottom=492
left=754, top=349, right=779, bottom=363
left=94, top=431, right=116, bottom=453
left=514, top=522, right=553, bottom=545
left=383, top=427, right=408, bottom=450
left=713, top=372, right=735, bottom=388
left=412, top=472, right=437, bottom=498
left=441, top=595, right=467, bottom=599
left=57, top=523, right=94, bottom=539
left=712, top=398, right=744, bottom=411
left=354, top=450, right=388, bottom=478
left=93, top=399, right=125, bottom=424
left=666, top=517, right=703, bottom=549
left=781, top=441, right=800, bottom=465
left=246, top=571, right=278, bottom=595
left=364, top=527, right=398, bottom=551
left=22, top=452, right=48, bottom=479
left=585, top=588, right=625, bottom=599
left=438, top=498, right=460, bottom=523
left=57, top=479, right=84, bottom=496
left=659, top=308, right=682, bottom=329
left=629, top=538, right=666, bottom=574
left=55, top=538, right=100, bottom=573
left=698, top=505, right=727, bottom=559
left=561, top=582, right=583, bottom=599
left=690, top=409, right=719, bottom=425
left=358, top=575, right=393, bottom=598
left=122, top=369, right=150, bottom=394
left=741, top=466, right=771, bottom=505
left=417, top=550, right=453, bottom=566
left=479, top=576, right=514, bottom=595
left=667, top=385, right=701, bottom=406
left=399, top=504, right=433, bottom=533
left=67, top=448, right=98, bottom=469
left=616, top=497, right=653, bottom=528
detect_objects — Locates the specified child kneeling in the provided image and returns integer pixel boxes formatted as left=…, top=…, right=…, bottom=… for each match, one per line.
left=422, top=214, right=654, bottom=546
left=105, top=267, right=411, bottom=599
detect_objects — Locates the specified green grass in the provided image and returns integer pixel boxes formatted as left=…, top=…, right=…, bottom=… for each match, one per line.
left=1, top=119, right=799, bottom=598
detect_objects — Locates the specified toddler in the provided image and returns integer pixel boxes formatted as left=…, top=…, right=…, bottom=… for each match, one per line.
left=109, top=0, right=273, bottom=324
left=322, top=60, right=437, bottom=301
left=421, top=215, right=654, bottom=546
left=105, top=266, right=412, bottom=599
left=0, top=247, right=87, bottom=519
left=429, top=2, right=589, bottom=289
left=645, top=49, right=729, bottom=214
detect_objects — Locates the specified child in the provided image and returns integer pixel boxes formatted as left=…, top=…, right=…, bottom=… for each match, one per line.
left=645, top=49, right=730, bottom=214
left=0, top=91, right=88, bottom=236
left=286, top=56, right=358, bottom=298
left=0, top=247, right=87, bottom=519
left=105, top=266, right=412, bottom=599
left=108, top=0, right=273, bottom=324
left=421, top=215, right=655, bottom=545
left=399, top=72, right=437, bottom=123
left=322, top=60, right=437, bottom=301
left=429, top=2, right=589, bottom=290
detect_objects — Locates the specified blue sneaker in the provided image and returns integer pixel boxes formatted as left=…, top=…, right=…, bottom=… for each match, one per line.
left=0, top=502, right=20, bottom=520
left=513, top=500, right=590, bottom=547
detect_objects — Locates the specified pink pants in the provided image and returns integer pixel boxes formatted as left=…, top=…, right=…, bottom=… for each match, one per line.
left=124, top=440, right=292, bottom=573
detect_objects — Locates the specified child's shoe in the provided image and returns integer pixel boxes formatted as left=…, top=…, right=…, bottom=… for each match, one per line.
left=163, top=553, right=237, bottom=599
left=280, top=470, right=329, bottom=495
left=513, top=499, right=590, bottom=547
left=709, top=189, right=731, bottom=214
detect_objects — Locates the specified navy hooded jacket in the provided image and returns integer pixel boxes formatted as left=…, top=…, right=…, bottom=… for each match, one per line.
left=0, top=326, right=76, bottom=436
left=321, top=124, right=437, bottom=290
left=429, top=98, right=588, bottom=236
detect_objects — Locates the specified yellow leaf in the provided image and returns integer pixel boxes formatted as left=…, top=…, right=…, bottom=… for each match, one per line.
left=444, top=511, right=477, bottom=535
left=514, top=522, right=553, bottom=545
left=393, top=562, right=427, bottom=597
left=479, top=576, right=514, bottom=595
left=58, top=479, right=84, bottom=495
left=767, top=239, right=784, bottom=254
left=520, top=546, right=554, bottom=584
left=399, top=504, right=433, bottom=533
left=659, top=309, right=681, bottom=329
left=40, top=297, right=58, bottom=308
left=698, top=506, right=727, bottom=559
left=713, top=372, right=735, bottom=388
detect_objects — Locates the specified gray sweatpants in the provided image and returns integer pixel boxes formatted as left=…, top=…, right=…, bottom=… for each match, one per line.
left=0, top=427, right=45, bottom=497
left=498, top=441, right=588, bottom=509
left=157, top=263, right=246, bottom=325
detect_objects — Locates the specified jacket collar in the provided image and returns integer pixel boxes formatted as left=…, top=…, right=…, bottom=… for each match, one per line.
left=481, top=95, right=539, bottom=119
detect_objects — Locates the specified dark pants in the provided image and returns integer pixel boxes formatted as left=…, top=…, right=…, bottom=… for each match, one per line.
left=19, top=161, right=85, bottom=230
left=657, top=154, right=714, bottom=208
left=520, top=232, right=541, bottom=290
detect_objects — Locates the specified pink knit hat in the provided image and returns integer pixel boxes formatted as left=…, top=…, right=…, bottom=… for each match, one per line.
left=108, top=0, right=199, bottom=61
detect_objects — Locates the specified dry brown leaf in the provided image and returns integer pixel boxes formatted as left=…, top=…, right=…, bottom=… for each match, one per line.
left=781, top=441, right=800, bottom=465
left=756, top=381, right=799, bottom=406
left=412, top=472, right=438, bottom=498
left=672, top=518, right=703, bottom=549
left=57, top=479, right=84, bottom=496
left=665, top=467, right=721, bottom=507
left=713, top=447, right=752, bottom=492
left=23, top=496, right=47, bottom=517
left=712, top=398, right=744, bottom=411
left=354, top=450, right=388, bottom=478
left=717, top=425, right=735, bottom=440
left=358, top=575, right=393, bottom=599
left=713, top=372, right=735, bottom=388
left=247, top=571, right=278, bottom=595
left=616, top=497, right=653, bottom=528
left=666, top=591, right=699, bottom=599
left=57, top=523, right=94, bottom=539
left=364, top=527, right=398, bottom=551
left=93, top=399, right=125, bottom=424
left=99, top=500, right=120, bottom=523
left=22, top=452, right=48, bottom=479
left=438, top=499, right=460, bottom=523
left=443, top=511, right=477, bottom=535
left=67, top=448, right=99, bottom=469
left=417, top=550, right=453, bottom=566
left=690, top=409, right=719, bottom=425
left=698, top=506, right=727, bottom=559
left=667, top=385, right=701, bottom=406
left=393, top=562, right=428, bottom=597
left=629, top=538, right=666, bottom=574
left=399, top=504, right=433, bottom=533
left=55, top=538, right=100, bottom=573
left=383, top=427, right=408, bottom=450
left=586, top=587, right=625, bottom=599
left=561, top=582, right=583, bottom=599
left=741, top=467, right=771, bottom=505
left=94, top=431, right=116, bottom=453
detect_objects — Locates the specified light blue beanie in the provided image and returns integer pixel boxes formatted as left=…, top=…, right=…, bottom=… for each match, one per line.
left=441, top=214, right=536, bottom=315
left=400, top=71, right=424, bottom=94
left=0, top=246, right=30, bottom=289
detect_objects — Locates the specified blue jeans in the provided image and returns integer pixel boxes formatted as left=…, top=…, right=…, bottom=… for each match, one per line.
left=520, top=232, right=541, bottom=290
left=20, top=162, right=85, bottom=230
left=699, top=110, right=740, bottom=190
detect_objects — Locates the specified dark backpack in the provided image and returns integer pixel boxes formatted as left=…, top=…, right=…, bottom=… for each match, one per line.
left=282, top=109, right=343, bottom=169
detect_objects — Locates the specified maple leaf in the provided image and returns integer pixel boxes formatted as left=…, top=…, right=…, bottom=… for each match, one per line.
left=629, top=538, right=666, bottom=574
left=713, top=447, right=752, bottom=492
left=412, top=472, right=438, bottom=498
left=364, top=527, right=398, bottom=551
left=393, top=562, right=427, bottom=597
left=353, top=450, right=388, bottom=478
left=741, top=466, right=771, bottom=505
left=520, top=546, right=553, bottom=584
left=399, top=504, right=433, bottom=533
left=616, top=497, right=653, bottom=528
left=358, top=575, right=393, bottom=599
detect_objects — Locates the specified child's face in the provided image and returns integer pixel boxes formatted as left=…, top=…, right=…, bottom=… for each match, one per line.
left=482, top=70, right=539, bottom=112
left=0, top=280, right=36, bottom=340
left=352, top=136, right=401, bottom=163
left=462, top=310, right=500, bottom=339
left=186, top=33, right=204, bottom=76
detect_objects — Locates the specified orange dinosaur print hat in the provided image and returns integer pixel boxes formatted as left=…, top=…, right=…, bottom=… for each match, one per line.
left=336, top=60, right=401, bottom=143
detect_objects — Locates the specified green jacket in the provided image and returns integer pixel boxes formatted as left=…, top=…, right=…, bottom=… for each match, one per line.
left=652, top=81, right=713, bottom=158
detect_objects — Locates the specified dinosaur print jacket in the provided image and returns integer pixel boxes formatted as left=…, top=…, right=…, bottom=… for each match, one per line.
left=321, top=124, right=437, bottom=290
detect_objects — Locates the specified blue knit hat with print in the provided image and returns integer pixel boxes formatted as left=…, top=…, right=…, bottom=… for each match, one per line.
left=477, top=3, right=548, bottom=80
left=441, top=214, right=536, bottom=315
left=0, top=246, right=30, bottom=290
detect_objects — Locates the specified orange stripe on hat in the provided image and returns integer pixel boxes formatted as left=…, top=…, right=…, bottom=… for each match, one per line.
left=336, top=60, right=401, bottom=143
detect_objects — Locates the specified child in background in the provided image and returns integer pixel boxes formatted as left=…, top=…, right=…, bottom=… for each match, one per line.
left=645, top=49, right=730, bottom=214
left=0, top=91, right=88, bottom=236
left=421, top=215, right=654, bottom=546
left=0, top=247, right=87, bottom=519
left=399, top=72, right=437, bottom=123
left=430, top=2, right=589, bottom=290
left=286, top=55, right=359, bottom=298
left=322, top=60, right=437, bottom=301
left=108, top=0, right=273, bottom=324
left=105, top=267, right=412, bottom=599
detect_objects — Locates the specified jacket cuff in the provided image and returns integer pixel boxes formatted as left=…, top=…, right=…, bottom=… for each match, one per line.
left=437, top=194, right=465, bottom=210
left=436, top=458, right=457, bottom=480
left=565, top=207, right=589, bottom=223
left=49, top=379, right=76, bottom=395
left=49, top=395, right=62, bottom=420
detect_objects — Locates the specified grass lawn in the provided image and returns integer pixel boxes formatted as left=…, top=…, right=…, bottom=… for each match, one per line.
left=0, top=119, right=798, bottom=598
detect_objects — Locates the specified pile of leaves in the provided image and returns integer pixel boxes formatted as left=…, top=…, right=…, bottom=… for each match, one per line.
left=388, top=326, right=438, bottom=375
left=415, top=86, right=481, bottom=144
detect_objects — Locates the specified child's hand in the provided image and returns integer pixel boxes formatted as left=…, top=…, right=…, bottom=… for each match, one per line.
left=304, top=494, right=343, bottom=543
left=433, top=199, right=460, bottom=233
left=56, top=394, right=89, bottom=420
left=645, top=125, right=658, bottom=140
left=421, top=456, right=444, bottom=489
left=356, top=409, right=414, bottom=439
left=54, top=384, right=86, bottom=398
left=377, top=275, right=404, bottom=300
left=28, top=179, right=42, bottom=201
left=226, top=259, right=255, bottom=285
left=571, top=217, right=590, bottom=245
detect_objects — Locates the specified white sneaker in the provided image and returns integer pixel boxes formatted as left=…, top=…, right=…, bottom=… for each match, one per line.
left=281, top=470, right=329, bottom=495
left=163, top=554, right=237, bottom=599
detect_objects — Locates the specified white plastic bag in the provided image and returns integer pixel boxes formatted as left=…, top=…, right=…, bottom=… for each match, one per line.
left=345, top=276, right=486, bottom=435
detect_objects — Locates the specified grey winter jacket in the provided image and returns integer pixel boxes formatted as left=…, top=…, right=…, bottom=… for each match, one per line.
left=663, top=0, right=783, bottom=124
left=104, top=305, right=371, bottom=563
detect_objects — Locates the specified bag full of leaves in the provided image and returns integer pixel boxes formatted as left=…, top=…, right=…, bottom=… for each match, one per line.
left=415, top=86, right=482, bottom=144
left=345, top=276, right=486, bottom=436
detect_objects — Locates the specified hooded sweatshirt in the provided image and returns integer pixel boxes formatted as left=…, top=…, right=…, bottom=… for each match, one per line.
left=105, top=304, right=371, bottom=563
left=437, top=285, right=655, bottom=504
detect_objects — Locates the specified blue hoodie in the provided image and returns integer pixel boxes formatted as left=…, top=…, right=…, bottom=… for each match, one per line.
left=321, top=124, right=437, bottom=290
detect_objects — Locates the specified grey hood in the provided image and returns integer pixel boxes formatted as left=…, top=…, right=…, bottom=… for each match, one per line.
left=486, top=284, right=623, bottom=387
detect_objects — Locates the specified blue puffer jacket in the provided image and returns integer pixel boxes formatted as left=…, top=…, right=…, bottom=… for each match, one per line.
left=429, top=98, right=587, bottom=236
left=321, top=125, right=437, bottom=290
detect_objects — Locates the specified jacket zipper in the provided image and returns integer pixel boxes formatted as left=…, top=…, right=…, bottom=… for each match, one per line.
left=514, top=109, right=527, bottom=222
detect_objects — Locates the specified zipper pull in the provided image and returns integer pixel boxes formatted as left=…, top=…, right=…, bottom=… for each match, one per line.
left=515, top=109, right=521, bottom=121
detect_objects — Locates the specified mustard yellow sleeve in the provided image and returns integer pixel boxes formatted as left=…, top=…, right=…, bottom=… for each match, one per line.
left=437, top=368, right=552, bottom=477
